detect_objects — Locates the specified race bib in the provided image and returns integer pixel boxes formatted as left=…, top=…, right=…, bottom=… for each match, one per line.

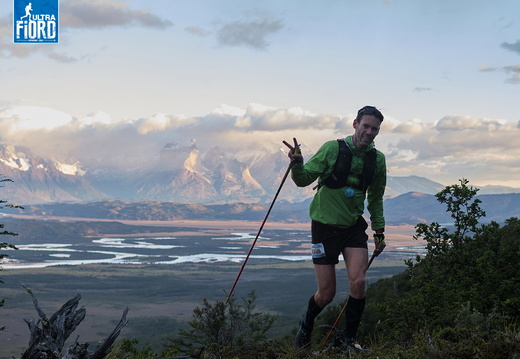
left=311, top=243, right=326, bottom=258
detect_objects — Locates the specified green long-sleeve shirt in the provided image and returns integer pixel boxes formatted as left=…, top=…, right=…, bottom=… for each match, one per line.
left=291, top=136, right=386, bottom=230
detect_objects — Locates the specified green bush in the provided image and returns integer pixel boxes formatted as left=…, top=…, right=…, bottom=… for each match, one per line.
left=161, top=291, right=277, bottom=357
left=106, top=338, right=156, bottom=359
left=358, top=179, right=520, bottom=358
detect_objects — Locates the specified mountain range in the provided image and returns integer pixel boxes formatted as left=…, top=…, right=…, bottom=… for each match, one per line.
left=2, top=141, right=519, bottom=206
left=1, top=141, right=520, bottom=226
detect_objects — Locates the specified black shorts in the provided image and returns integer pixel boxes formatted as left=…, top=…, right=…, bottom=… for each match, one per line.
left=311, top=216, right=368, bottom=265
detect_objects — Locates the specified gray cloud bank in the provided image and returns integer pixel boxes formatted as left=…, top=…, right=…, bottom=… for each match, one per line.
left=1, top=104, right=519, bottom=187
left=478, top=39, right=520, bottom=84
left=501, top=40, right=520, bottom=55
left=216, top=17, right=283, bottom=49
left=60, top=0, right=173, bottom=29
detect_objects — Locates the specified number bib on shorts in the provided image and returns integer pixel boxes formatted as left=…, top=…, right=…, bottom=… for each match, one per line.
left=311, top=243, right=326, bottom=259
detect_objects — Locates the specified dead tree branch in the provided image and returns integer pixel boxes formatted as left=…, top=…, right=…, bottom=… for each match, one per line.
left=20, top=285, right=128, bottom=359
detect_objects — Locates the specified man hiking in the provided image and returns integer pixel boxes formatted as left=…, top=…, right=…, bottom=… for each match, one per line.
left=283, top=105, right=387, bottom=354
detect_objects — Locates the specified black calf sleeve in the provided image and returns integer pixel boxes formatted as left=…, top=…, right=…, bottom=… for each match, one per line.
left=305, top=295, right=323, bottom=329
left=344, top=295, right=365, bottom=340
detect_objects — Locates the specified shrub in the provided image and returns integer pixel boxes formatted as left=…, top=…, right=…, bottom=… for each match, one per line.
left=162, top=291, right=277, bottom=357
left=359, top=179, right=520, bottom=358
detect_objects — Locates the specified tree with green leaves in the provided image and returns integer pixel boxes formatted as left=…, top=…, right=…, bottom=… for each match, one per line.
left=359, top=178, right=520, bottom=358
left=413, top=178, right=485, bottom=256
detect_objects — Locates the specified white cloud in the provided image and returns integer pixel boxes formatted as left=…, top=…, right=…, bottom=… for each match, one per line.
left=435, top=116, right=517, bottom=134
left=241, top=105, right=337, bottom=132
left=0, top=106, right=73, bottom=131
left=244, top=103, right=277, bottom=116
left=1, top=104, right=519, bottom=187
left=79, top=111, right=116, bottom=126
left=385, top=114, right=520, bottom=185
left=136, top=113, right=197, bottom=134
left=393, top=119, right=426, bottom=134
left=436, top=115, right=475, bottom=130
left=212, top=104, right=246, bottom=117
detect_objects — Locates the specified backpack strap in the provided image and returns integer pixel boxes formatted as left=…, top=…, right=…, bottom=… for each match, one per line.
left=321, top=139, right=351, bottom=189
left=319, top=139, right=377, bottom=192
left=359, top=147, right=377, bottom=193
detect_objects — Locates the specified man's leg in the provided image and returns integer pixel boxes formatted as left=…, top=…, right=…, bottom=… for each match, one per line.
left=342, top=247, right=368, bottom=341
left=314, top=263, right=337, bottom=307
left=307, top=264, right=337, bottom=328
left=295, top=264, right=336, bottom=349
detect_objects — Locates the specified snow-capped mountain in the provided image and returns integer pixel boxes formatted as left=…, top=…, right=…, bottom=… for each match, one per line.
left=1, top=141, right=519, bottom=206
left=0, top=144, right=106, bottom=204
left=0, top=140, right=296, bottom=205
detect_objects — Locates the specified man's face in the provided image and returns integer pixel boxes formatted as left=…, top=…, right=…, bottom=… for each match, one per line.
left=352, top=115, right=381, bottom=149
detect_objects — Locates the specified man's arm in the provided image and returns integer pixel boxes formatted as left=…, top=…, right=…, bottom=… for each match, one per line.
left=367, top=151, right=386, bottom=231
left=368, top=151, right=387, bottom=255
left=283, top=139, right=337, bottom=188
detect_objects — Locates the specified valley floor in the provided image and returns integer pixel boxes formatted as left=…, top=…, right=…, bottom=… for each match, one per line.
left=0, top=218, right=421, bottom=358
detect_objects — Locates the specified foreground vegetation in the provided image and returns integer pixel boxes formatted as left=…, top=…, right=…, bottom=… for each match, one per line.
left=358, top=179, right=520, bottom=358
left=108, top=179, right=519, bottom=358
left=1, top=179, right=519, bottom=358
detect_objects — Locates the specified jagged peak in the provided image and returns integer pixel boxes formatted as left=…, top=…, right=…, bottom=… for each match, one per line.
left=241, top=167, right=265, bottom=191
left=183, top=149, right=203, bottom=172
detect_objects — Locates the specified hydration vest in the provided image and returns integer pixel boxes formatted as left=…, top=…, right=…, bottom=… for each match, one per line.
left=320, top=139, right=377, bottom=193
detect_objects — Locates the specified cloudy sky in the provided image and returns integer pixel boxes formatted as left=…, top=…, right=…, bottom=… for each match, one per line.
left=1, top=0, right=520, bottom=187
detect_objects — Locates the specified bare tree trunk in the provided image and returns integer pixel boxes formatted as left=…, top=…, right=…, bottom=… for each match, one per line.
left=20, top=285, right=128, bottom=359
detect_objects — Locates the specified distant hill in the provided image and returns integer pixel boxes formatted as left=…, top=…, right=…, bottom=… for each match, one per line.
left=384, top=192, right=520, bottom=225
left=477, top=185, right=520, bottom=195
left=4, top=192, right=519, bottom=226
left=385, top=176, right=445, bottom=198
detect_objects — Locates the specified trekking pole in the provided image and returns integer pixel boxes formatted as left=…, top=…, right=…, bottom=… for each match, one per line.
left=319, top=244, right=383, bottom=353
left=226, top=161, right=295, bottom=302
